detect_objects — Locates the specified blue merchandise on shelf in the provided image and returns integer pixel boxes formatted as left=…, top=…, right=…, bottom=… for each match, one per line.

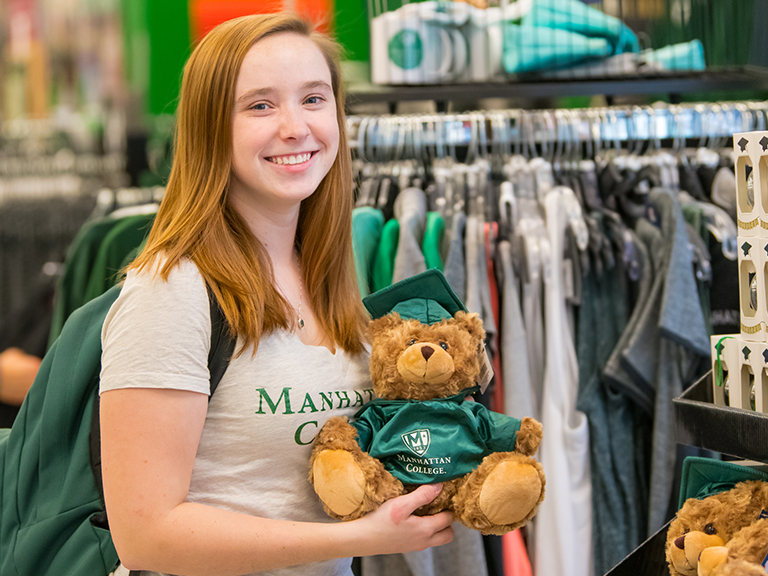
left=644, top=40, right=706, bottom=71
left=522, top=0, right=640, bottom=55
left=503, top=24, right=613, bottom=74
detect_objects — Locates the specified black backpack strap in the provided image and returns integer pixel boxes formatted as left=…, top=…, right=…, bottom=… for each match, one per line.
left=206, top=284, right=236, bottom=395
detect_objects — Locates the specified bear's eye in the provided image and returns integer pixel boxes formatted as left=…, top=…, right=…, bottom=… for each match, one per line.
left=704, top=524, right=717, bottom=535
left=439, top=342, right=448, bottom=350
left=407, top=338, right=417, bottom=346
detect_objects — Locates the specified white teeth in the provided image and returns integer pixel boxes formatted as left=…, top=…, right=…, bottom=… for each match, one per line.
left=269, top=153, right=311, bottom=165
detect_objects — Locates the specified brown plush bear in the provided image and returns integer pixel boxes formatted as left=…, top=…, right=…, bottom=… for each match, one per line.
left=666, top=480, right=768, bottom=576
left=308, top=270, right=546, bottom=535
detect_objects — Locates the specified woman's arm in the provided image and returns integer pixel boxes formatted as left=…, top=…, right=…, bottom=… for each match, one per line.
left=100, top=387, right=453, bottom=576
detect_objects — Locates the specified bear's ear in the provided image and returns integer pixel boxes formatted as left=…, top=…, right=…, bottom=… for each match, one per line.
left=368, top=312, right=404, bottom=340
left=452, top=311, right=485, bottom=341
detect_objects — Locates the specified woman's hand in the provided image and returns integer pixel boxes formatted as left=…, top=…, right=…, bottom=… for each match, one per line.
left=353, top=484, right=455, bottom=555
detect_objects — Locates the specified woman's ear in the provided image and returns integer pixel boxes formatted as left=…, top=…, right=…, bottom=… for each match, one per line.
left=367, top=312, right=403, bottom=340
left=452, top=311, right=485, bottom=342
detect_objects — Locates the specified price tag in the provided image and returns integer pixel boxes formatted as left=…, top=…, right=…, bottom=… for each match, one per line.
left=477, top=344, right=493, bottom=393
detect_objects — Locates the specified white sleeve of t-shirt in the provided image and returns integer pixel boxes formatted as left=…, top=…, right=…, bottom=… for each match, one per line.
left=100, top=259, right=212, bottom=396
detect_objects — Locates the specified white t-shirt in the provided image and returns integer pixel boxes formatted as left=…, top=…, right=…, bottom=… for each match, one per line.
left=100, top=259, right=373, bottom=576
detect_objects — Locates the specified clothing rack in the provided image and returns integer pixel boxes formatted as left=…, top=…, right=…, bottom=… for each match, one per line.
left=0, top=113, right=128, bottom=198
left=0, top=115, right=133, bottom=357
left=349, top=100, right=746, bottom=576
left=347, top=100, right=768, bottom=161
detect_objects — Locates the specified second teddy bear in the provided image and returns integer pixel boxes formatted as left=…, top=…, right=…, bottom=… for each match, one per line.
left=666, top=480, right=768, bottom=576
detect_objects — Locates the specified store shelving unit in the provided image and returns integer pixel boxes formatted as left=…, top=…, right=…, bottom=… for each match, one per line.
left=605, top=369, right=768, bottom=576
left=346, top=67, right=768, bottom=108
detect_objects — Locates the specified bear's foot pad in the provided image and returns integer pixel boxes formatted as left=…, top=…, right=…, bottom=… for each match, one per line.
left=479, top=461, right=543, bottom=526
left=313, top=450, right=365, bottom=516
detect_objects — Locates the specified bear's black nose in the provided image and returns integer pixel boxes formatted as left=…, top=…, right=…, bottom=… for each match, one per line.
left=674, top=535, right=685, bottom=550
left=421, top=346, right=434, bottom=360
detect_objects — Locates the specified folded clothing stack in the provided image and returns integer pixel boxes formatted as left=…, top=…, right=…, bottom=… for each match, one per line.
left=370, top=0, right=705, bottom=85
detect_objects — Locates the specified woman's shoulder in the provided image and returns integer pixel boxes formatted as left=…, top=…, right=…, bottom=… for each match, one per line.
left=101, top=256, right=213, bottom=395
left=125, top=255, right=204, bottom=288
left=112, top=256, right=210, bottom=326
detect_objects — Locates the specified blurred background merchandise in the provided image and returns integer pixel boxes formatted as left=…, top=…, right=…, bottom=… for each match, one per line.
left=1, top=0, right=767, bottom=124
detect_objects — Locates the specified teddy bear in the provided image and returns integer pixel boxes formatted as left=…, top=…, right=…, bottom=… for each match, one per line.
left=666, top=480, right=768, bottom=576
left=308, top=269, right=546, bottom=535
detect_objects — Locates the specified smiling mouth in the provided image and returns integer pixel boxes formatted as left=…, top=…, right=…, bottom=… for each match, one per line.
left=265, top=151, right=316, bottom=166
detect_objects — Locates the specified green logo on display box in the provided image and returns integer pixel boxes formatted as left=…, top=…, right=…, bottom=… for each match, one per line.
left=389, top=29, right=423, bottom=70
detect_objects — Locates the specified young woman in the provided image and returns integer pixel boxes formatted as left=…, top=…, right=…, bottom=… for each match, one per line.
left=99, top=13, right=454, bottom=576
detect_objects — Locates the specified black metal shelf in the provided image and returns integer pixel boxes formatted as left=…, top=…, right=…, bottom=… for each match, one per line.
left=605, top=523, right=670, bottom=576
left=346, top=67, right=768, bottom=106
left=674, top=371, right=768, bottom=464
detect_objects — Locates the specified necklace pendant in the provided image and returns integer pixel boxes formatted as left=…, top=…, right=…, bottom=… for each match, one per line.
left=299, top=318, right=305, bottom=329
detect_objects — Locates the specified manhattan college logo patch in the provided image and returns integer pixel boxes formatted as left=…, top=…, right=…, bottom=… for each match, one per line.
left=402, top=429, right=431, bottom=456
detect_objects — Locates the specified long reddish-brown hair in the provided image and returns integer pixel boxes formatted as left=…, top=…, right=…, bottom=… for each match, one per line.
left=129, top=13, right=367, bottom=356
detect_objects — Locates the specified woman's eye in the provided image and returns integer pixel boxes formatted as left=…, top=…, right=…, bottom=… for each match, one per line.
left=439, top=342, right=448, bottom=350
left=251, top=103, right=269, bottom=111
left=704, top=523, right=717, bottom=535
left=305, top=96, right=323, bottom=105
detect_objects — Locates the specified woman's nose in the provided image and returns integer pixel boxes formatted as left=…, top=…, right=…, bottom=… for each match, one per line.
left=280, top=108, right=310, bottom=140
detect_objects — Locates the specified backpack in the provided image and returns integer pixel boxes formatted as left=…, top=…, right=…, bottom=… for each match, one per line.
left=0, top=283, right=235, bottom=576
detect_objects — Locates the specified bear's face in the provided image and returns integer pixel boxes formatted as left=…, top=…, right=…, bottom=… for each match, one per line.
left=666, top=482, right=768, bottom=576
left=368, top=311, right=485, bottom=401
left=667, top=495, right=730, bottom=576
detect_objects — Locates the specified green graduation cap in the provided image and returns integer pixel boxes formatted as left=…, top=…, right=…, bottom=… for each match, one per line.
left=363, top=269, right=467, bottom=323
left=678, top=456, right=768, bottom=508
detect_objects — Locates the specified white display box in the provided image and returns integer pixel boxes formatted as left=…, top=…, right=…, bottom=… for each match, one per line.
left=711, top=334, right=768, bottom=413
left=734, top=131, right=768, bottom=237
left=737, top=236, right=767, bottom=341
left=712, top=334, right=740, bottom=407
left=735, top=339, right=768, bottom=413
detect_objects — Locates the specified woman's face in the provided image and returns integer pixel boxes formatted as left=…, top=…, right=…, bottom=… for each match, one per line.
left=229, top=32, right=339, bottom=217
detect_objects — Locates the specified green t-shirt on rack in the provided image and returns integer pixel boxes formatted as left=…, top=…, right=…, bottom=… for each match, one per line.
left=82, top=213, right=155, bottom=303
left=371, top=218, right=400, bottom=292
left=49, top=218, right=121, bottom=346
left=351, top=207, right=385, bottom=298
left=423, top=212, right=445, bottom=272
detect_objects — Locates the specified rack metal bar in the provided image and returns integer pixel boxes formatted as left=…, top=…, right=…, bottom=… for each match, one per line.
left=347, top=100, right=768, bottom=154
